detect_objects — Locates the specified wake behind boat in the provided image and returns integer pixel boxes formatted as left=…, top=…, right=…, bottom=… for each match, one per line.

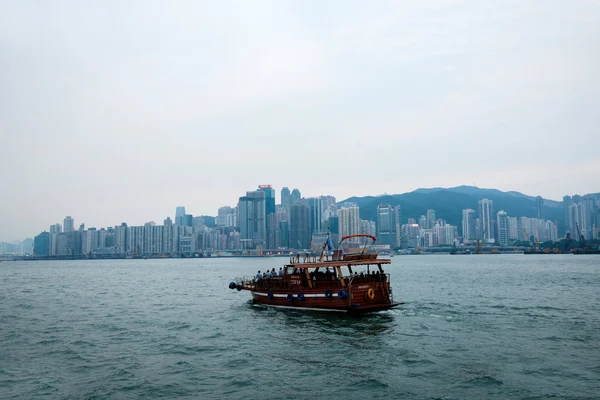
left=228, top=234, right=401, bottom=313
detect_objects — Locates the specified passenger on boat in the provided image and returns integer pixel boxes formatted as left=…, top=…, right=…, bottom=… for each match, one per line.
left=265, top=270, right=272, bottom=279
left=271, top=268, right=277, bottom=277
left=278, top=268, right=284, bottom=277
left=256, top=271, right=262, bottom=280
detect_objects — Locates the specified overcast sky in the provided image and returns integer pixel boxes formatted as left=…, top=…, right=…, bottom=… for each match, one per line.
left=1, top=1, right=599, bottom=241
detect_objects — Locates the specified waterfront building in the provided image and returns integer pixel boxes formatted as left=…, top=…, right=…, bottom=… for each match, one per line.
left=360, top=219, right=377, bottom=237
left=33, top=232, right=50, bottom=256
left=238, top=190, right=266, bottom=246
left=418, top=215, right=427, bottom=229
left=478, top=198, right=495, bottom=243
left=461, top=209, right=477, bottom=241
left=320, top=195, right=337, bottom=223
left=64, top=216, right=74, bottom=233
left=290, top=188, right=301, bottom=205
left=175, top=206, right=186, bottom=224
left=289, top=204, right=311, bottom=249
left=508, top=217, right=519, bottom=240
left=306, top=197, right=323, bottom=234
left=279, top=220, right=289, bottom=248
left=433, top=224, right=457, bottom=246
left=535, top=196, right=544, bottom=220
left=281, top=187, right=291, bottom=207
left=497, top=211, right=508, bottom=246
left=426, top=209, right=436, bottom=229
left=377, top=204, right=399, bottom=247
left=338, top=205, right=360, bottom=242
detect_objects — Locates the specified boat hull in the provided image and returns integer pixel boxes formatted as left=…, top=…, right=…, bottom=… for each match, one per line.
left=247, top=285, right=399, bottom=313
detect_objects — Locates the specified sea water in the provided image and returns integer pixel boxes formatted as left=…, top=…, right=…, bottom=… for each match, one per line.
left=1, top=254, right=599, bottom=399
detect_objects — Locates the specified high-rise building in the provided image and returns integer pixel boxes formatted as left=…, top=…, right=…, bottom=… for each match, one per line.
left=33, top=232, right=50, bottom=256
left=64, top=216, right=74, bottom=233
left=217, top=206, right=235, bottom=227
left=258, top=185, right=276, bottom=246
left=306, top=197, right=323, bottom=234
left=320, top=195, right=337, bottom=223
left=281, top=187, right=291, bottom=207
left=426, top=209, right=436, bottom=229
left=497, top=211, right=508, bottom=246
left=377, top=204, right=399, bottom=247
left=338, top=206, right=360, bottom=241
left=279, top=220, right=289, bottom=248
left=360, top=219, right=376, bottom=236
left=461, top=209, right=477, bottom=241
left=418, top=215, right=427, bottom=229
left=258, top=185, right=276, bottom=216
left=569, top=202, right=591, bottom=240
left=478, top=198, right=494, bottom=243
left=535, top=196, right=544, bottom=220
left=238, top=190, right=266, bottom=245
left=508, top=217, right=519, bottom=240
left=291, top=189, right=301, bottom=205
left=289, top=204, right=311, bottom=249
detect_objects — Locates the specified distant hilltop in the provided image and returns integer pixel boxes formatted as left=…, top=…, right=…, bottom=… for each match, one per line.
left=340, top=185, right=598, bottom=232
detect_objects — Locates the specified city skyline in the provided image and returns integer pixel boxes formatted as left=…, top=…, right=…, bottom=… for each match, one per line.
left=1, top=184, right=599, bottom=243
left=4, top=180, right=598, bottom=256
left=1, top=1, right=600, bottom=241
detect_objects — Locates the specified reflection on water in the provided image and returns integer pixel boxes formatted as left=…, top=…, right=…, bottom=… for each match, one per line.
left=246, top=300, right=397, bottom=338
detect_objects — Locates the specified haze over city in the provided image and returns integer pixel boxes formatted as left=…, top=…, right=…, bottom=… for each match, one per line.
left=1, top=1, right=599, bottom=242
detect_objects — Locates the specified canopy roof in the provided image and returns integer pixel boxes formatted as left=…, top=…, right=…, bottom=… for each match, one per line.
left=284, top=258, right=392, bottom=269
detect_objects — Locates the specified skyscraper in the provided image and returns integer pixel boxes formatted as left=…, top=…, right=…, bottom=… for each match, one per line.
left=338, top=206, right=360, bottom=241
left=426, top=209, right=436, bottom=229
left=377, top=204, right=398, bottom=247
left=289, top=204, right=311, bottom=249
left=497, top=210, right=508, bottom=246
left=281, top=187, right=291, bottom=207
left=63, top=216, right=74, bottom=233
left=306, top=197, right=323, bottom=234
left=258, top=185, right=276, bottom=216
left=461, top=209, right=476, bottom=241
left=291, top=188, right=301, bottom=205
left=238, top=190, right=266, bottom=245
left=258, top=185, right=276, bottom=248
left=34, top=232, right=50, bottom=256
left=478, top=198, right=494, bottom=242
left=563, top=195, right=572, bottom=235
left=175, top=206, right=186, bottom=226
left=320, top=195, right=337, bottom=223
left=535, top=196, right=544, bottom=220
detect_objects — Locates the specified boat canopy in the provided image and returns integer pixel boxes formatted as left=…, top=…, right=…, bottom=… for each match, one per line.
left=284, top=259, right=391, bottom=269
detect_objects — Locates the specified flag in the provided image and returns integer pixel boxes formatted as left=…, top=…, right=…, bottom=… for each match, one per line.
left=326, top=234, right=332, bottom=251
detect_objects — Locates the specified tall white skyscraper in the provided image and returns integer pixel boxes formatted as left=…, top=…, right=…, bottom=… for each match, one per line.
left=63, top=216, right=74, bottom=233
left=461, top=209, right=476, bottom=241
left=338, top=206, right=360, bottom=241
left=497, top=210, right=508, bottom=246
left=478, top=199, right=494, bottom=243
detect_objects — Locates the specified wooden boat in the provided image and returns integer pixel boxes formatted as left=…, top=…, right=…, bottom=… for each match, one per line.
left=228, top=234, right=401, bottom=313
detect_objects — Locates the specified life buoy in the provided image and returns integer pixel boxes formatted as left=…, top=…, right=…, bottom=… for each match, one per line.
left=366, top=288, right=375, bottom=300
left=297, top=293, right=305, bottom=301
left=338, top=290, right=348, bottom=300
left=287, top=294, right=294, bottom=302
left=228, top=282, right=236, bottom=290
left=268, top=291, right=274, bottom=299
left=324, top=289, right=333, bottom=298
left=236, top=284, right=243, bottom=291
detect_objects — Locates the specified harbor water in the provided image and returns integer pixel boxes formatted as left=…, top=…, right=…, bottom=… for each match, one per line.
left=1, top=255, right=599, bottom=399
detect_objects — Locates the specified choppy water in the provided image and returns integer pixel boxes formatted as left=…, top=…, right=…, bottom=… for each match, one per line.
left=1, top=255, right=599, bottom=399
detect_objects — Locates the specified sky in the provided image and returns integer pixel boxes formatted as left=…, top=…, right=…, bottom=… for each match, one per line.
left=1, top=0, right=599, bottom=241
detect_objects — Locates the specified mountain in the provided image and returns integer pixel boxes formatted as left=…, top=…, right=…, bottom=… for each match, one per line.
left=339, top=186, right=594, bottom=233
